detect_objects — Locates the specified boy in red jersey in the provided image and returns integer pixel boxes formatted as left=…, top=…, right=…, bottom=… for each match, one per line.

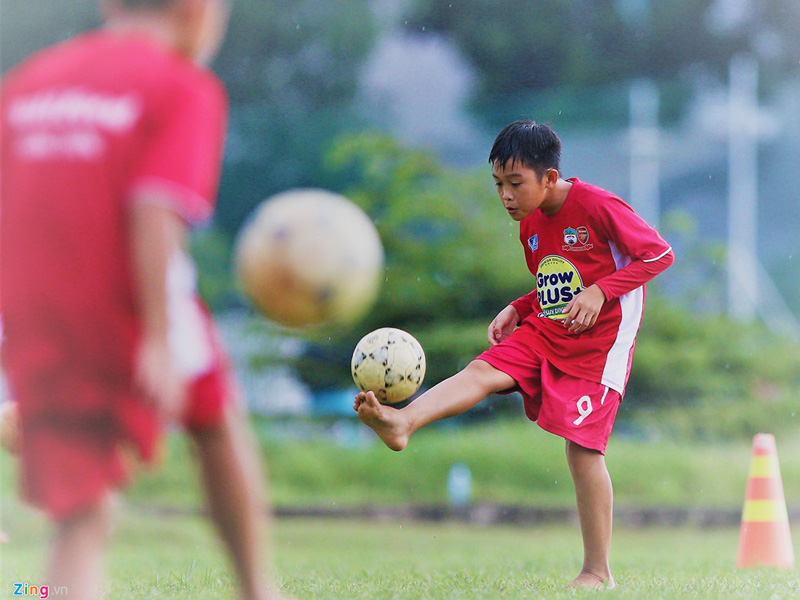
left=355, top=119, right=674, bottom=589
left=0, top=1, right=284, bottom=598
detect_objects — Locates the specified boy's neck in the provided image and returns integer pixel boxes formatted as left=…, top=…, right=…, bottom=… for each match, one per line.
left=541, top=178, right=573, bottom=215
left=104, top=16, right=182, bottom=54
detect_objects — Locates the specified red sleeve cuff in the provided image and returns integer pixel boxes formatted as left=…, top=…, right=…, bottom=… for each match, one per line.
left=510, top=290, right=538, bottom=322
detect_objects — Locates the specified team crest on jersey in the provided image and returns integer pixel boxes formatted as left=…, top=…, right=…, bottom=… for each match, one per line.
left=527, top=234, right=538, bottom=252
left=563, top=225, right=594, bottom=252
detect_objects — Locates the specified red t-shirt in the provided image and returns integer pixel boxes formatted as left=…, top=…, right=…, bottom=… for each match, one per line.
left=510, top=179, right=673, bottom=393
left=0, top=31, right=227, bottom=418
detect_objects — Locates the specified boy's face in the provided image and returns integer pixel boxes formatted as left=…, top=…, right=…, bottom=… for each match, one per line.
left=492, top=159, right=559, bottom=221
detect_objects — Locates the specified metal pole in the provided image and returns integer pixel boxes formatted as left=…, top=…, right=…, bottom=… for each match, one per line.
left=629, top=79, right=660, bottom=228
left=727, top=54, right=759, bottom=321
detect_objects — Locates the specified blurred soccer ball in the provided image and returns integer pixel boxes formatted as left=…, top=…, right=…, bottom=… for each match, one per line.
left=351, top=327, right=426, bottom=404
left=235, top=189, right=384, bottom=327
left=0, top=402, right=19, bottom=455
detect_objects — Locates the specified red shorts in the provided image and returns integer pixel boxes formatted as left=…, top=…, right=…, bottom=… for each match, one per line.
left=477, top=337, right=621, bottom=454
left=15, top=312, right=234, bottom=521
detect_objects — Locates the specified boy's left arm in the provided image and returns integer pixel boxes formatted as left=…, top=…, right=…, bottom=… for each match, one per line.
left=564, top=250, right=673, bottom=333
left=564, top=198, right=674, bottom=332
left=593, top=250, right=674, bottom=301
left=594, top=196, right=674, bottom=301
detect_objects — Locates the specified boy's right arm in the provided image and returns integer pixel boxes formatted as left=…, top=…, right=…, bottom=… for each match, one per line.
left=488, top=304, right=521, bottom=346
left=488, top=288, right=538, bottom=345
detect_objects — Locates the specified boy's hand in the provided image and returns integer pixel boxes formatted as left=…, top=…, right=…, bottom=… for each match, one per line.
left=563, top=284, right=605, bottom=333
left=488, top=305, right=520, bottom=346
left=134, top=334, right=187, bottom=421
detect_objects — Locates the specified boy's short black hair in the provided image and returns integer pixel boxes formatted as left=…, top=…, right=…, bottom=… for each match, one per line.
left=489, top=119, right=562, bottom=178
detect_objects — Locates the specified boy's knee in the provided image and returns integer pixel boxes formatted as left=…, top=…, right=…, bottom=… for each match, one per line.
left=188, top=404, right=244, bottom=446
left=463, top=360, right=515, bottom=395
left=566, top=440, right=606, bottom=474
left=566, top=440, right=602, bottom=460
left=566, top=439, right=601, bottom=454
left=55, top=494, right=116, bottom=541
left=189, top=420, right=226, bottom=446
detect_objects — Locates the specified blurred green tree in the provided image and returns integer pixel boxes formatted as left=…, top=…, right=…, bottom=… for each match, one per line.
left=407, top=0, right=629, bottom=94
left=0, top=0, right=377, bottom=237
left=631, top=296, right=800, bottom=406
left=262, top=130, right=533, bottom=389
left=213, top=0, right=377, bottom=233
left=627, top=209, right=800, bottom=407
left=267, top=135, right=800, bottom=410
left=407, top=0, right=799, bottom=126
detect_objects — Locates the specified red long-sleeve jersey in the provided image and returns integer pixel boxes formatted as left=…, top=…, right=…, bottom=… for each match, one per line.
left=509, top=178, right=673, bottom=394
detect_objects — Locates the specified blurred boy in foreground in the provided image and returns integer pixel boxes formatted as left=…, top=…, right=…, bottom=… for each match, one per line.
left=356, top=120, right=674, bottom=589
left=1, top=1, right=283, bottom=598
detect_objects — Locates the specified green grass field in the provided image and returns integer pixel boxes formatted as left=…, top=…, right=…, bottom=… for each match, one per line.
left=2, top=503, right=799, bottom=600
left=115, top=418, right=800, bottom=511
left=2, top=418, right=799, bottom=598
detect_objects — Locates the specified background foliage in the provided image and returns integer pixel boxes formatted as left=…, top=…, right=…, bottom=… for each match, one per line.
left=5, top=0, right=798, bottom=231
left=212, top=0, right=376, bottom=232
left=218, top=130, right=799, bottom=415
left=2, top=0, right=798, bottom=423
left=407, top=0, right=800, bottom=127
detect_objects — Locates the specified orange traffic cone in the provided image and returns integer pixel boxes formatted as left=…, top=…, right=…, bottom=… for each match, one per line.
left=736, top=433, right=795, bottom=568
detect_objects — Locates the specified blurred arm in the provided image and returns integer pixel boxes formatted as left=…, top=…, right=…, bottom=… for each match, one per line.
left=128, top=194, right=187, bottom=419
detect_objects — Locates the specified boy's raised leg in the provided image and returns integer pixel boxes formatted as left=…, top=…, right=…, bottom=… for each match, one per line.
left=354, top=359, right=515, bottom=451
left=565, top=440, right=616, bottom=589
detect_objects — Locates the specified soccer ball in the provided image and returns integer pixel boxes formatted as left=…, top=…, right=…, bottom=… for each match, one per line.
left=351, top=327, right=426, bottom=404
left=235, top=189, right=384, bottom=327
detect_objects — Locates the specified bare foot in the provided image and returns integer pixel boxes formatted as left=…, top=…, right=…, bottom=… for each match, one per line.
left=353, top=391, right=410, bottom=451
left=259, top=584, right=296, bottom=600
left=565, top=570, right=615, bottom=590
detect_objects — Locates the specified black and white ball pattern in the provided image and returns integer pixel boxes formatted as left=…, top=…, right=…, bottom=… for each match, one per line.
left=351, top=327, right=426, bottom=404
